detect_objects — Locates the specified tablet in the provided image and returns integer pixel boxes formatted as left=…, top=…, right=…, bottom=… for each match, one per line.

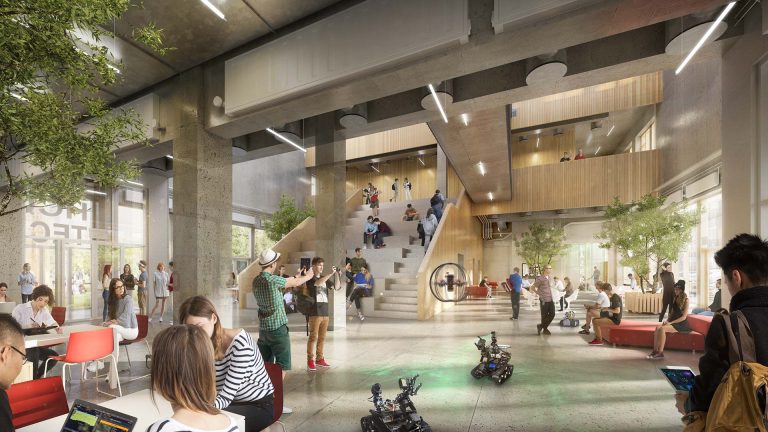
left=23, top=326, right=58, bottom=336
left=60, top=399, right=137, bottom=432
left=659, top=366, right=695, bottom=392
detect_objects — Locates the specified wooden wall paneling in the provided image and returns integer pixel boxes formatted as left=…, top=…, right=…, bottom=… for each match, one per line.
left=345, top=155, right=438, bottom=202
left=416, top=187, right=484, bottom=320
left=446, top=161, right=463, bottom=200
left=306, top=123, right=436, bottom=167
left=509, top=72, right=663, bottom=131
left=472, top=150, right=661, bottom=215
left=512, top=129, right=577, bottom=169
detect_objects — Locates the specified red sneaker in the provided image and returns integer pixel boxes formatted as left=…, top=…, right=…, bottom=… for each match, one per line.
left=316, top=358, right=331, bottom=368
left=588, top=338, right=604, bottom=345
left=307, top=360, right=316, bottom=371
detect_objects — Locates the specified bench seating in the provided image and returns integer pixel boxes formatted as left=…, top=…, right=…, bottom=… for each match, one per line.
left=604, top=315, right=713, bottom=352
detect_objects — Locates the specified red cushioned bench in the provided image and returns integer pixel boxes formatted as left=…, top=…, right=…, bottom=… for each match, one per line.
left=604, top=315, right=713, bottom=353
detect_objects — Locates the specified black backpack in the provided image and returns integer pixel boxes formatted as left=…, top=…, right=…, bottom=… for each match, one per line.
left=296, top=292, right=315, bottom=316
left=417, top=222, right=425, bottom=237
left=430, top=194, right=441, bottom=207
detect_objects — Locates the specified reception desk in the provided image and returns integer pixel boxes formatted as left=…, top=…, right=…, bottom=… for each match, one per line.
left=624, top=292, right=663, bottom=314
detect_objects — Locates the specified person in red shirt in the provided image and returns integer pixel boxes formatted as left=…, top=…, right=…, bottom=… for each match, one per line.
left=574, top=148, right=586, bottom=160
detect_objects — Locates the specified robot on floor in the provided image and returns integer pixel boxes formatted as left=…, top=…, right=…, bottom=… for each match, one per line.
left=471, top=331, right=514, bottom=385
left=360, top=375, right=431, bottom=432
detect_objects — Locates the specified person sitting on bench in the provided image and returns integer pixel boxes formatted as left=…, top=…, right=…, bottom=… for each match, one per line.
left=579, top=282, right=610, bottom=335
left=587, top=283, right=622, bottom=345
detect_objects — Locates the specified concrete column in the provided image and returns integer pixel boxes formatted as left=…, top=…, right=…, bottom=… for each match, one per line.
left=171, top=68, right=233, bottom=320
left=436, top=145, right=448, bottom=197
left=142, top=170, right=170, bottom=316
left=313, top=113, right=347, bottom=330
left=0, top=204, right=24, bottom=300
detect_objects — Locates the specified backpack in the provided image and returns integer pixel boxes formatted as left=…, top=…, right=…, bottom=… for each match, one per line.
left=685, top=310, right=768, bottom=431
left=416, top=222, right=425, bottom=238
left=296, top=291, right=315, bottom=317
left=370, top=192, right=379, bottom=202
left=392, top=183, right=396, bottom=191
left=430, top=194, right=441, bottom=207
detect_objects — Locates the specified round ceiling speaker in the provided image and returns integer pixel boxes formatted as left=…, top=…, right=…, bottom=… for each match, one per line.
left=526, top=61, right=567, bottom=86
left=665, top=21, right=727, bottom=55
left=339, top=113, right=368, bottom=129
left=420, top=91, right=453, bottom=111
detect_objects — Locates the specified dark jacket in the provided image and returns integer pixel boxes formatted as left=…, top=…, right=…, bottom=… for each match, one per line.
left=689, top=286, right=768, bottom=412
left=660, top=270, right=675, bottom=302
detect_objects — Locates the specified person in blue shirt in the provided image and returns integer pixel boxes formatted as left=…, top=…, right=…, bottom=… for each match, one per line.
left=509, top=267, right=523, bottom=320
left=347, top=265, right=374, bottom=321
left=363, top=216, right=378, bottom=249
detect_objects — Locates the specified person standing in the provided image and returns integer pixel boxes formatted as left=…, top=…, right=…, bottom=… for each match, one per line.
left=252, top=249, right=314, bottom=414
left=0, top=314, right=26, bottom=432
left=227, top=272, right=239, bottom=303
left=305, top=257, right=341, bottom=371
left=363, top=182, right=372, bottom=205
left=369, top=186, right=380, bottom=217
left=553, top=276, right=565, bottom=311
left=167, top=261, right=179, bottom=325
left=421, top=208, right=438, bottom=252
left=403, top=177, right=412, bottom=200
left=561, top=277, right=574, bottom=311
left=532, top=265, right=556, bottom=335
left=180, top=296, right=275, bottom=431
left=120, top=264, right=136, bottom=299
left=100, top=264, right=112, bottom=322
left=574, top=148, right=586, bottom=160
left=390, top=178, right=399, bottom=202
left=658, top=262, right=675, bottom=322
left=349, top=248, right=368, bottom=274
left=430, top=190, right=444, bottom=221
left=592, top=266, right=600, bottom=290
left=148, top=262, right=170, bottom=323
left=17, top=263, right=37, bottom=304
left=137, top=260, right=149, bottom=315
left=509, top=268, right=523, bottom=320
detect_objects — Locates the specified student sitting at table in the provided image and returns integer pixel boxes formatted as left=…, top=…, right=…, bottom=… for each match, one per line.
left=147, top=325, right=239, bottom=432
left=11, top=285, right=62, bottom=379
left=89, top=278, right=138, bottom=372
left=0, top=314, right=26, bottom=432
left=180, top=296, right=274, bottom=432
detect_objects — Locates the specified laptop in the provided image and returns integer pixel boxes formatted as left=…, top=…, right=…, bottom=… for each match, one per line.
left=60, top=399, right=137, bottom=432
left=0, top=302, right=15, bottom=314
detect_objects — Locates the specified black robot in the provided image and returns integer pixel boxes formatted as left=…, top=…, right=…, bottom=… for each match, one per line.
left=471, top=331, right=513, bottom=384
left=360, top=375, right=431, bottom=432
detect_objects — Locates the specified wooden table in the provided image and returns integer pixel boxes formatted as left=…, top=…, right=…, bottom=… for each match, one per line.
left=23, top=324, right=120, bottom=389
left=17, top=389, right=246, bottom=431
left=624, top=292, right=664, bottom=314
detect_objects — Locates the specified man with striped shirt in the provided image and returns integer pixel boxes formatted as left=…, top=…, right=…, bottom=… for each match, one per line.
left=252, top=249, right=314, bottom=414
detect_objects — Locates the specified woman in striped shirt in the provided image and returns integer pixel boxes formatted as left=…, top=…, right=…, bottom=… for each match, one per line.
left=147, top=325, right=239, bottom=432
left=180, top=296, right=274, bottom=432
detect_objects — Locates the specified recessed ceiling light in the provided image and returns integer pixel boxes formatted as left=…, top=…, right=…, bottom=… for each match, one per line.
left=418, top=157, right=425, bottom=166
left=461, top=113, right=469, bottom=126
left=488, top=192, right=494, bottom=201
left=477, top=162, right=486, bottom=176
left=595, top=146, right=601, bottom=156
left=266, top=127, right=307, bottom=153
left=200, top=0, right=227, bottom=20
left=536, top=137, right=540, bottom=148
left=606, top=125, right=615, bottom=136
left=371, top=164, right=381, bottom=173
left=675, top=2, right=736, bottom=75
left=427, top=84, right=449, bottom=123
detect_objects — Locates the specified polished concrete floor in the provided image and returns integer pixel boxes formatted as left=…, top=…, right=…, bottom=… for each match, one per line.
left=59, top=293, right=697, bottom=431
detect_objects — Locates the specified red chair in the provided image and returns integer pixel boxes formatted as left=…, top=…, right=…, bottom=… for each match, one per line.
left=6, top=376, right=69, bottom=428
left=51, top=306, right=66, bottom=326
left=119, top=315, right=150, bottom=368
left=44, top=327, right=122, bottom=397
left=264, top=362, right=286, bottom=432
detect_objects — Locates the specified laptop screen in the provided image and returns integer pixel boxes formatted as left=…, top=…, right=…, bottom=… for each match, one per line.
left=61, top=399, right=137, bottom=432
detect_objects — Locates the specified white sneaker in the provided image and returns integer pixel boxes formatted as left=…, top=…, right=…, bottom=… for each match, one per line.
left=148, top=317, right=152, bottom=323
left=282, top=406, right=293, bottom=414
left=86, top=360, right=105, bottom=373
left=358, top=311, right=365, bottom=321
left=159, top=317, right=163, bottom=323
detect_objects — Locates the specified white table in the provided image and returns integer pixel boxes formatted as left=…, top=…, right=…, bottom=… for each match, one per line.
left=17, top=389, right=246, bottom=431
left=24, top=324, right=120, bottom=389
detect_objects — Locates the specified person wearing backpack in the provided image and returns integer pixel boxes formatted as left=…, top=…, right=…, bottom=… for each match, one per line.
left=677, top=234, right=768, bottom=429
left=390, top=178, right=399, bottom=202
left=421, top=208, right=438, bottom=252
left=430, top=190, right=444, bottom=221
left=369, top=186, right=380, bottom=217
left=304, top=257, right=341, bottom=371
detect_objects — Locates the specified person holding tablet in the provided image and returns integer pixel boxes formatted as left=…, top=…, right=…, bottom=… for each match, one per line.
left=147, top=325, right=238, bottom=432
left=180, top=296, right=274, bottom=432
left=11, top=285, right=62, bottom=378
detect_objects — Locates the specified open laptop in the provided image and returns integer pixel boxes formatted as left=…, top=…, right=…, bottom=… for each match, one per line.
left=0, top=302, right=15, bottom=314
left=60, top=399, right=137, bottom=432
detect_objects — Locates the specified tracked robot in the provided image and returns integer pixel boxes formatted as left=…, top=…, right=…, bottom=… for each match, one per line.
left=360, top=375, right=431, bottom=432
left=471, top=331, right=514, bottom=384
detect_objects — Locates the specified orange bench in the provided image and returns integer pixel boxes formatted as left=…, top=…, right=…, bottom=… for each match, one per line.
left=605, top=315, right=713, bottom=353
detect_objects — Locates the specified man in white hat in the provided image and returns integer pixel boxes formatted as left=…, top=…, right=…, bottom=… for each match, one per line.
left=252, top=248, right=314, bottom=414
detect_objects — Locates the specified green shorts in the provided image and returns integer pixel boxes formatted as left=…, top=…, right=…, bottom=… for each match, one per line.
left=370, top=200, right=379, bottom=208
left=257, top=324, right=291, bottom=370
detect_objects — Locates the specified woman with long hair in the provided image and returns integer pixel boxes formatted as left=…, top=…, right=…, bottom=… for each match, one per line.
left=89, top=278, right=139, bottom=372
left=149, top=262, right=170, bottom=323
left=147, top=325, right=239, bottom=432
left=180, top=296, right=274, bottom=432
left=647, top=280, right=691, bottom=360
left=101, top=264, right=112, bottom=322
left=560, top=276, right=574, bottom=310
left=120, top=264, right=136, bottom=297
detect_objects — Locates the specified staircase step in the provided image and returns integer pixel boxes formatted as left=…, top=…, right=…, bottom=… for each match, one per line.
left=382, top=290, right=417, bottom=299
left=388, top=277, right=417, bottom=285
left=381, top=296, right=416, bottom=305
left=364, top=310, right=419, bottom=320
left=387, top=283, right=416, bottom=291
left=378, top=302, right=418, bottom=312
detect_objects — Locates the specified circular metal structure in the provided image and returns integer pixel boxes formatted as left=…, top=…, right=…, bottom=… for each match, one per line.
left=429, top=263, right=469, bottom=302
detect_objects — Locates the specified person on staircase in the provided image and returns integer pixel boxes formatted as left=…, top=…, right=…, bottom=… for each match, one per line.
left=373, top=218, right=391, bottom=249
left=363, top=216, right=378, bottom=249
left=348, top=265, right=373, bottom=321
left=421, top=208, right=438, bottom=253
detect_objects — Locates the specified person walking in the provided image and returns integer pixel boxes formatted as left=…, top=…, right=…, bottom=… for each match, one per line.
left=591, top=266, right=600, bottom=290
left=304, top=257, right=341, bottom=371
left=403, top=177, right=412, bottom=200
left=100, top=264, right=112, bottom=322
left=17, top=263, right=37, bottom=304
left=148, top=262, right=170, bottom=323
left=369, top=186, right=380, bottom=217
left=561, top=276, right=575, bottom=310
left=509, top=267, right=523, bottom=320
left=137, top=260, right=149, bottom=315
left=430, top=190, right=444, bottom=221
left=658, top=262, right=675, bottom=322
left=421, top=208, right=438, bottom=252
left=532, top=265, right=556, bottom=335
left=390, top=178, right=399, bottom=202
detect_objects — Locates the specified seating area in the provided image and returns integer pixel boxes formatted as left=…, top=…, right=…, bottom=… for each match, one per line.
left=602, top=315, right=713, bottom=352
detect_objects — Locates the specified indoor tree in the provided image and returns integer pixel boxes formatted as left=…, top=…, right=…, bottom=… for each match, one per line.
left=263, top=194, right=316, bottom=242
left=514, top=222, right=568, bottom=276
left=596, top=194, right=700, bottom=293
left=0, top=0, right=170, bottom=216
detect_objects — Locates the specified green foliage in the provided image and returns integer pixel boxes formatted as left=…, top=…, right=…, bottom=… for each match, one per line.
left=253, top=229, right=276, bottom=256
left=514, top=222, right=568, bottom=275
left=232, top=225, right=251, bottom=258
left=596, top=194, right=701, bottom=292
left=263, top=195, right=316, bottom=242
left=0, top=0, right=169, bottom=216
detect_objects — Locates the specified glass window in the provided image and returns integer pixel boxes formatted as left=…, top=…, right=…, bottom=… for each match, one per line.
left=232, top=225, right=252, bottom=258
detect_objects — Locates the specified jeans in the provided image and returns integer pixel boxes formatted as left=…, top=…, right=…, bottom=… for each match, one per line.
left=559, top=297, right=569, bottom=310
left=28, top=347, right=58, bottom=379
left=540, top=301, right=555, bottom=330
left=21, top=294, right=31, bottom=303
left=102, top=289, right=109, bottom=322
left=223, top=395, right=275, bottom=432
left=348, top=286, right=367, bottom=310
left=511, top=291, right=520, bottom=319
left=363, top=232, right=378, bottom=247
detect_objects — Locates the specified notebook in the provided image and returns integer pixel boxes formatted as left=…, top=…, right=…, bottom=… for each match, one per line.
left=60, top=399, right=137, bottom=432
